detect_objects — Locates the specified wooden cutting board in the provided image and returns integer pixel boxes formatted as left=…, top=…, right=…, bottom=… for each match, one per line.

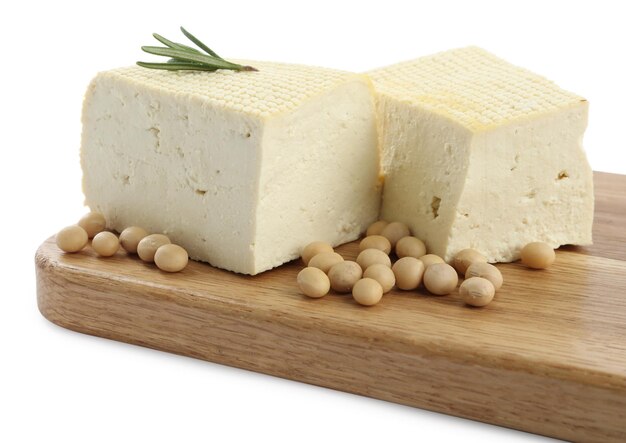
left=36, top=172, right=626, bottom=442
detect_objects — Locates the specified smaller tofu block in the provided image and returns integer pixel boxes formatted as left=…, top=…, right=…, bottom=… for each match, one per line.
left=369, top=47, right=594, bottom=262
left=81, top=62, right=381, bottom=274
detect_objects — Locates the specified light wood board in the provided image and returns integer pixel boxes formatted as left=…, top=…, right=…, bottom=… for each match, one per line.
left=36, top=172, right=626, bottom=442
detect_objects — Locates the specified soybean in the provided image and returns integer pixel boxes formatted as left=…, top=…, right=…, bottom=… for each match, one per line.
left=366, top=220, right=389, bottom=237
left=301, top=241, right=334, bottom=266
left=352, top=278, right=383, bottom=306
left=419, top=254, right=444, bottom=269
left=308, top=252, right=344, bottom=273
left=460, top=277, right=495, bottom=307
left=465, top=262, right=503, bottom=290
left=92, top=231, right=120, bottom=257
left=119, top=226, right=148, bottom=254
left=363, top=264, right=396, bottom=293
left=138, top=234, right=171, bottom=263
left=396, top=236, right=427, bottom=259
left=78, top=212, right=106, bottom=238
left=521, top=242, right=555, bottom=269
left=56, top=225, right=88, bottom=253
left=359, top=235, right=392, bottom=254
left=380, top=222, right=410, bottom=248
left=392, top=257, right=425, bottom=290
left=154, top=244, right=188, bottom=272
left=328, top=261, right=363, bottom=293
left=423, top=263, right=458, bottom=295
left=452, top=248, right=487, bottom=275
left=297, top=267, right=331, bottom=298
left=356, top=248, right=392, bottom=271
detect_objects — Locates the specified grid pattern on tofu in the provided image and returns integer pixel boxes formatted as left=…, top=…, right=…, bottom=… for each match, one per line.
left=106, top=62, right=360, bottom=117
left=369, top=46, right=585, bottom=132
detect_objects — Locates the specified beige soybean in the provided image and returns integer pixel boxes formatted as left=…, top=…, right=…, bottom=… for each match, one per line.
left=465, top=262, right=503, bottom=290
left=366, top=220, right=389, bottom=237
left=78, top=212, right=107, bottom=238
left=154, top=244, right=188, bottom=272
left=352, top=278, right=384, bottom=306
left=359, top=235, right=392, bottom=254
left=392, top=257, right=425, bottom=290
left=460, top=277, right=495, bottom=307
left=297, top=267, right=330, bottom=298
left=56, top=225, right=88, bottom=253
left=328, top=261, right=363, bottom=293
left=521, top=242, right=556, bottom=269
left=138, top=234, right=171, bottom=263
left=452, top=248, right=487, bottom=274
left=308, top=252, right=344, bottom=273
left=396, top=236, right=427, bottom=259
left=356, top=248, right=392, bottom=271
left=91, top=231, right=120, bottom=257
left=363, top=264, right=396, bottom=294
left=301, top=241, right=334, bottom=266
left=380, top=222, right=410, bottom=248
left=119, top=226, right=148, bottom=254
left=423, top=263, right=458, bottom=295
left=419, top=254, right=444, bottom=269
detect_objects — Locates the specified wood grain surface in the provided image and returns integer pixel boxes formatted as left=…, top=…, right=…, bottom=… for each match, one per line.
left=36, top=172, right=626, bottom=442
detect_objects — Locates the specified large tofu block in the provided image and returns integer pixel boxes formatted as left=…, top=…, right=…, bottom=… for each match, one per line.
left=81, top=62, right=381, bottom=274
left=369, top=47, right=593, bottom=262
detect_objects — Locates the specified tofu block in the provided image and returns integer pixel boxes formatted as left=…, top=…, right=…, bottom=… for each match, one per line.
left=369, top=47, right=593, bottom=262
left=81, top=62, right=381, bottom=274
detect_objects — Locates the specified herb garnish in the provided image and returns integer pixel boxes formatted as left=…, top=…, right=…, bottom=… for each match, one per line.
left=137, top=27, right=257, bottom=73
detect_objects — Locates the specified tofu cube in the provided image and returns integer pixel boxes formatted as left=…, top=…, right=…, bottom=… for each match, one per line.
left=81, top=62, right=381, bottom=274
left=369, top=47, right=593, bottom=262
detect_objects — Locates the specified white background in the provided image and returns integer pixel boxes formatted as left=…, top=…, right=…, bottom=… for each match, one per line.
left=1, top=1, right=624, bottom=442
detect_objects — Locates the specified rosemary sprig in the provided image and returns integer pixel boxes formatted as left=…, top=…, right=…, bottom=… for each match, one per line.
left=137, top=27, right=257, bottom=73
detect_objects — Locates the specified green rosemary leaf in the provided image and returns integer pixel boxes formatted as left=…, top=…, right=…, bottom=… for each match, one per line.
left=141, top=46, right=240, bottom=69
left=136, top=61, right=219, bottom=71
left=164, top=59, right=209, bottom=69
left=180, top=26, right=222, bottom=59
left=152, top=33, right=201, bottom=54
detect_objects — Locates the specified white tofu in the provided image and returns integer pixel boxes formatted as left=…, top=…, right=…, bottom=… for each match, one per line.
left=81, top=62, right=381, bottom=274
left=369, top=47, right=593, bottom=262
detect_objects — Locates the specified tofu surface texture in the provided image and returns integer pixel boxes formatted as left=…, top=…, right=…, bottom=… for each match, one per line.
left=81, top=62, right=381, bottom=274
left=369, top=47, right=593, bottom=262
